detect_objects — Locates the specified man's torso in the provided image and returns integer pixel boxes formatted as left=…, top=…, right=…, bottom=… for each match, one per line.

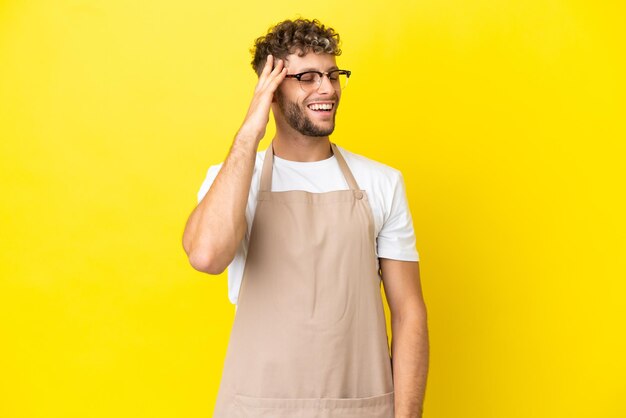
left=197, top=144, right=419, bottom=305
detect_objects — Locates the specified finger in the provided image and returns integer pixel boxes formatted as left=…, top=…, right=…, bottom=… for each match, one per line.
left=261, top=59, right=285, bottom=90
left=255, top=55, right=274, bottom=92
left=258, top=67, right=287, bottom=99
left=268, top=67, right=288, bottom=89
left=261, top=54, right=274, bottom=76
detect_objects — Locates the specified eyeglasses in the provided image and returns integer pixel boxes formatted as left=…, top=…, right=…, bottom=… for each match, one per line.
left=284, top=69, right=351, bottom=92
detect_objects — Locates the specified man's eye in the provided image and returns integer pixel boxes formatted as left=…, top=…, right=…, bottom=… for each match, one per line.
left=299, top=74, right=317, bottom=82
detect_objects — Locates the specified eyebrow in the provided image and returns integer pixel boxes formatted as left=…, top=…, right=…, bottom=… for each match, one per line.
left=297, top=66, right=340, bottom=73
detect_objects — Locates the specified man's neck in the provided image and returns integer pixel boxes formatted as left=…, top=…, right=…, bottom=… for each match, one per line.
left=271, top=134, right=333, bottom=162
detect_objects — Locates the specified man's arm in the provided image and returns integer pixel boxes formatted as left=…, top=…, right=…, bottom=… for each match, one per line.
left=380, top=259, right=429, bottom=418
left=182, top=55, right=287, bottom=274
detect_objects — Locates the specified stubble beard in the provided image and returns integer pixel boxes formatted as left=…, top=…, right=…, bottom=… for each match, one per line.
left=276, top=91, right=338, bottom=137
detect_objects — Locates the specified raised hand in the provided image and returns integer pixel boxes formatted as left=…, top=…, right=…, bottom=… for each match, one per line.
left=238, top=55, right=287, bottom=142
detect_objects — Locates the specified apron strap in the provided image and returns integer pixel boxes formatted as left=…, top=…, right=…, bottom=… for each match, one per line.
left=260, top=141, right=275, bottom=192
left=331, top=142, right=360, bottom=191
left=259, top=141, right=361, bottom=192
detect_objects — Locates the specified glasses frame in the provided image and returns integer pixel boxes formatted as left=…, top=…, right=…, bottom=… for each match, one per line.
left=284, top=69, right=352, bottom=92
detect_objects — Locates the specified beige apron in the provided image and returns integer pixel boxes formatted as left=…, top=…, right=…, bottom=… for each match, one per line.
left=213, top=142, right=394, bottom=418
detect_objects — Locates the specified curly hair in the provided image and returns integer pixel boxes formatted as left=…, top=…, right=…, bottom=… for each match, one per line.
left=251, top=18, right=342, bottom=75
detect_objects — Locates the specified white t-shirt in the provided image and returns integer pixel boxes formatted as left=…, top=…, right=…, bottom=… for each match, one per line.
left=197, top=144, right=419, bottom=305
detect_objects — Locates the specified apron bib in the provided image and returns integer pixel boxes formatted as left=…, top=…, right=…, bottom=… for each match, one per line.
left=213, top=142, right=394, bottom=418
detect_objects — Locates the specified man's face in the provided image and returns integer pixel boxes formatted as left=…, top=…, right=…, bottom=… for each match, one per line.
left=274, top=52, right=341, bottom=137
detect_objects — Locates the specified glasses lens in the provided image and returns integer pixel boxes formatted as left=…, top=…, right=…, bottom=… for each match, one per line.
left=327, top=71, right=349, bottom=90
left=334, top=72, right=349, bottom=89
left=298, top=71, right=350, bottom=91
left=298, top=72, right=320, bottom=91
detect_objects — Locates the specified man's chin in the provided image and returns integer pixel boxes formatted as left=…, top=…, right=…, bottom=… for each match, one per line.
left=304, top=127, right=335, bottom=137
left=300, top=119, right=336, bottom=137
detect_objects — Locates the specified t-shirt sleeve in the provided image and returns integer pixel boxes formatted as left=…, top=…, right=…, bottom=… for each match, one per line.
left=376, top=172, right=420, bottom=261
left=197, top=164, right=222, bottom=204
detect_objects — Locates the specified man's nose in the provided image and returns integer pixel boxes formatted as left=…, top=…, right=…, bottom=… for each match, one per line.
left=317, top=74, right=336, bottom=94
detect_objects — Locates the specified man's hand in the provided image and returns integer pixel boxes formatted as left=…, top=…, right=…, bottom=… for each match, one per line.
left=238, top=55, right=287, bottom=143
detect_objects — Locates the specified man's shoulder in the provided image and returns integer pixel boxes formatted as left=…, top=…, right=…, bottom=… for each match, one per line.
left=335, top=144, right=402, bottom=182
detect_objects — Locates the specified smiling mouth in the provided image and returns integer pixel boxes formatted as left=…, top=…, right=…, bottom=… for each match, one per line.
left=307, top=103, right=334, bottom=112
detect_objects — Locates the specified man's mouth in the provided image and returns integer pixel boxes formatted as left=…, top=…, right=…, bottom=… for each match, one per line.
left=307, top=103, right=334, bottom=112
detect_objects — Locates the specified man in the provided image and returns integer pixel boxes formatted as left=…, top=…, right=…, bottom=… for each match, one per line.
left=182, top=18, right=428, bottom=418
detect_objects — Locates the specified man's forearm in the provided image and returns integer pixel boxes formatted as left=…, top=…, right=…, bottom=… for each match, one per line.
left=182, top=55, right=287, bottom=274
left=391, top=314, right=429, bottom=418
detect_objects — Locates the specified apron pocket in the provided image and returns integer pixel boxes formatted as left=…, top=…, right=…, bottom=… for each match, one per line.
left=233, top=390, right=394, bottom=418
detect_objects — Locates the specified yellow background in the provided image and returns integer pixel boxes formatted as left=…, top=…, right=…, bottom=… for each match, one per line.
left=1, top=1, right=624, bottom=417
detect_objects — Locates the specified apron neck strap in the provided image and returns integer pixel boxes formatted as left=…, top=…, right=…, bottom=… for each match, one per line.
left=331, top=143, right=360, bottom=190
left=259, top=142, right=275, bottom=192
left=260, top=141, right=360, bottom=192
